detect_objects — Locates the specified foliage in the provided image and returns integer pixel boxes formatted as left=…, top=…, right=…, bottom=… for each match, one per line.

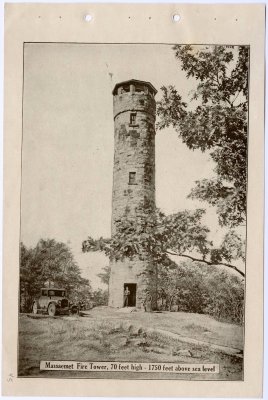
left=210, top=230, right=245, bottom=264
left=83, top=207, right=210, bottom=261
left=20, top=239, right=92, bottom=312
left=157, top=260, right=208, bottom=313
left=91, top=288, right=109, bottom=307
left=158, top=261, right=244, bottom=324
left=157, top=45, right=249, bottom=228
left=82, top=206, right=245, bottom=277
left=82, top=219, right=245, bottom=321
left=97, top=266, right=111, bottom=286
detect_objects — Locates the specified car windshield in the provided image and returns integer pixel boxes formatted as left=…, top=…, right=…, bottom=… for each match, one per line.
left=48, top=290, right=65, bottom=297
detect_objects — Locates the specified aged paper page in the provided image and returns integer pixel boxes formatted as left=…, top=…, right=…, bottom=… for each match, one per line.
left=3, top=3, right=264, bottom=397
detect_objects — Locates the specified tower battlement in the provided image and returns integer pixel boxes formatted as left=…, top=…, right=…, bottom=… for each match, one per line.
left=112, top=79, right=157, bottom=96
left=113, top=79, right=157, bottom=120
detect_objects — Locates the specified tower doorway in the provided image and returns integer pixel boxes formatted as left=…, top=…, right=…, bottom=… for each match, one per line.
left=123, top=283, right=137, bottom=307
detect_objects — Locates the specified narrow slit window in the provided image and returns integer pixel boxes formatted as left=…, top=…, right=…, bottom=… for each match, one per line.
left=129, top=172, right=136, bottom=185
left=130, top=113, right=136, bottom=125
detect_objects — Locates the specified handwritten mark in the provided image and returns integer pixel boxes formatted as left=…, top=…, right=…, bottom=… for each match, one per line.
left=7, top=373, right=14, bottom=383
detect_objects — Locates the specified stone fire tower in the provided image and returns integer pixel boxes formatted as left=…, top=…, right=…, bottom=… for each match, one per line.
left=108, top=79, right=157, bottom=308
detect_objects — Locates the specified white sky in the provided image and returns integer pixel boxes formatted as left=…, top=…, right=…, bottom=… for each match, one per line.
left=21, top=43, right=243, bottom=289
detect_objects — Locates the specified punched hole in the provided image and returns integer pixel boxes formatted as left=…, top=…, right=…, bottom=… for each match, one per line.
left=173, top=14, right=181, bottom=22
left=84, top=14, right=92, bottom=22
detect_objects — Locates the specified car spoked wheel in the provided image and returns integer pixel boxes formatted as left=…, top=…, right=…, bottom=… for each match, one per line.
left=32, top=302, right=38, bottom=314
left=48, top=303, right=56, bottom=316
left=71, top=305, right=79, bottom=315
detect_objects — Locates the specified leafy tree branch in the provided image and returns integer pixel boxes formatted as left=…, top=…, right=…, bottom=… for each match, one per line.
left=156, top=45, right=249, bottom=228
left=166, top=250, right=245, bottom=277
left=82, top=206, right=245, bottom=278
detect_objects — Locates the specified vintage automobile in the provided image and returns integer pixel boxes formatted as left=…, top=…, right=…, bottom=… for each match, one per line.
left=32, top=288, right=70, bottom=316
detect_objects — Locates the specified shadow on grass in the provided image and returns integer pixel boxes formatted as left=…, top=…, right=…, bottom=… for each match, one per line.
left=26, top=314, right=58, bottom=320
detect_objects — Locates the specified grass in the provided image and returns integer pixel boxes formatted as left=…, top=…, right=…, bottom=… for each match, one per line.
left=18, top=309, right=243, bottom=380
left=89, top=307, right=244, bottom=349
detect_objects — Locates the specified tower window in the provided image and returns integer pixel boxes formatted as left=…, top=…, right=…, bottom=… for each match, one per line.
left=130, top=113, right=136, bottom=125
left=129, top=172, right=136, bottom=185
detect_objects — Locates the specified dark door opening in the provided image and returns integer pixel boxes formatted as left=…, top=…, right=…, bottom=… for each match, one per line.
left=123, top=283, right=137, bottom=307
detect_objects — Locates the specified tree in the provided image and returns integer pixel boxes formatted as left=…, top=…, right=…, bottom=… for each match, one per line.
left=82, top=205, right=245, bottom=277
left=158, top=260, right=244, bottom=323
left=20, top=242, right=44, bottom=312
left=82, top=205, right=244, bottom=315
left=157, top=45, right=249, bottom=228
left=20, top=239, right=92, bottom=312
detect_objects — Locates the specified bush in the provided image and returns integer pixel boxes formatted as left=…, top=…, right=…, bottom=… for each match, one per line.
left=92, top=289, right=108, bottom=307
left=158, top=261, right=244, bottom=324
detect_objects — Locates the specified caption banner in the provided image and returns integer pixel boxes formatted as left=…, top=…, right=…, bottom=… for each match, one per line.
left=40, top=361, right=219, bottom=374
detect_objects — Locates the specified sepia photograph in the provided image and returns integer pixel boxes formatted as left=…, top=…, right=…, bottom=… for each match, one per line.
left=18, top=42, right=248, bottom=380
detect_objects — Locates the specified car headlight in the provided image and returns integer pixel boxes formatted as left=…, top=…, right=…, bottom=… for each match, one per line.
left=58, top=300, right=62, bottom=305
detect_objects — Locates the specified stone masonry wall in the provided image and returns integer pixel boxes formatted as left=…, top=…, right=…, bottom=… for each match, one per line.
left=109, top=86, right=156, bottom=308
left=109, top=258, right=151, bottom=308
left=111, top=92, right=156, bottom=233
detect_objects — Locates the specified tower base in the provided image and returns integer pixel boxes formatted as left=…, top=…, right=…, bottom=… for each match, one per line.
left=108, top=258, right=150, bottom=309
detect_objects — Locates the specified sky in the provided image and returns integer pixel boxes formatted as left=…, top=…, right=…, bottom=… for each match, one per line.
left=21, top=43, right=244, bottom=289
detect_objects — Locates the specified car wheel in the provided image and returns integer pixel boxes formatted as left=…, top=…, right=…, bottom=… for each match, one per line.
left=32, top=302, right=38, bottom=314
left=48, top=303, right=56, bottom=316
left=71, top=306, right=78, bottom=315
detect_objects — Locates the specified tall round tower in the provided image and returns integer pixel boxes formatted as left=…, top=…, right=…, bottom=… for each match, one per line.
left=108, top=79, right=157, bottom=308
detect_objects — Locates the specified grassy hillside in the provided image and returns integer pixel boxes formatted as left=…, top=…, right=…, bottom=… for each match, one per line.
left=18, top=307, right=243, bottom=380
